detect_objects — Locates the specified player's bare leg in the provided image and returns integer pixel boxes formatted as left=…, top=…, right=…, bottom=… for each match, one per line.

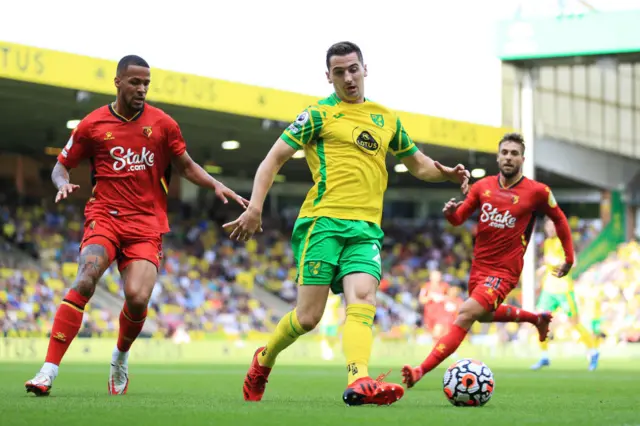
left=402, top=298, right=552, bottom=388
left=243, top=285, right=329, bottom=401
left=108, top=259, right=157, bottom=395
left=342, top=273, right=404, bottom=406
left=26, top=244, right=110, bottom=396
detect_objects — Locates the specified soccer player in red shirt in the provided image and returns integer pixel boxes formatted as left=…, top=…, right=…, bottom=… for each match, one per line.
left=25, top=55, right=247, bottom=396
left=401, top=133, right=575, bottom=388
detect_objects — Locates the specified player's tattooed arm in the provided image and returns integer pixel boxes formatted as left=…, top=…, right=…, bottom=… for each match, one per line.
left=73, top=244, right=109, bottom=298
left=173, top=151, right=249, bottom=207
left=52, top=162, right=70, bottom=189
left=52, top=162, right=80, bottom=203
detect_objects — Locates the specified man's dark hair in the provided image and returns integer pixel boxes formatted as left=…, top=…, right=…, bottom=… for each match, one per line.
left=326, top=42, right=363, bottom=69
left=117, top=55, right=150, bottom=76
left=498, top=132, right=525, bottom=155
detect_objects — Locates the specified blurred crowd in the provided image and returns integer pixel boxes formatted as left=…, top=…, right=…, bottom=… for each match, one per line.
left=0, top=201, right=276, bottom=339
left=1, top=199, right=639, bottom=346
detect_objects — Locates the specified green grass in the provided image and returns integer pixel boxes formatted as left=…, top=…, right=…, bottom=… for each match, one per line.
left=1, top=360, right=637, bottom=426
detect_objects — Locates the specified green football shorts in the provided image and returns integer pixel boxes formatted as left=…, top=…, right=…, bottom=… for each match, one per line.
left=290, top=216, right=384, bottom=294
left=319, top=324, right=339, bottom=337
left=536, top=290, right=579, bottom=317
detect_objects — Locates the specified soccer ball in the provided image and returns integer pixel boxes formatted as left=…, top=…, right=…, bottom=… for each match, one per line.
left=443, top=358, right=495, bottom=407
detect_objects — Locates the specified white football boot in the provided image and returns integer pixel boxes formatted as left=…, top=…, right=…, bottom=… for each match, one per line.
left=108, top=348, right=130, bottom=395
left=25, top=371, right=54, bottom=396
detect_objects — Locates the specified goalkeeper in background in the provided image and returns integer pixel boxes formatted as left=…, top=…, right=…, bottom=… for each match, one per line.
left=531, top=219, right=600, bottom=371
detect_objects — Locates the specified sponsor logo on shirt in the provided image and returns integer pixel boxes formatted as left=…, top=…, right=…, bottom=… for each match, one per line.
left=110, top=146, right=155, bottom=172
left=479, top=202, right=517, bottom=229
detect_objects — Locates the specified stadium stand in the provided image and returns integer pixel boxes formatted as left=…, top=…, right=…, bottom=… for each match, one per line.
left=2, top=197, right=638, bottom=348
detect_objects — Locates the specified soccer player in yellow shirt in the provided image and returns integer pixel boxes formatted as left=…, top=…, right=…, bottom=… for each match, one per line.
left=531, top=219, right=600, bottom=371
left=224, top=41, right=469, bottom=406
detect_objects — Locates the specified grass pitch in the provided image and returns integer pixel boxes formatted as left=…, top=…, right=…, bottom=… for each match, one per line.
left=0, top=359, right=637, bottom=426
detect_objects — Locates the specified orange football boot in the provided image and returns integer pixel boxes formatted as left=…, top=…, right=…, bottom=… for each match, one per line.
left=342, top=371, right=405, bottom=406
left=400, top=365, right=424, bottom=389
left=243, top=347, right=271, bottom=402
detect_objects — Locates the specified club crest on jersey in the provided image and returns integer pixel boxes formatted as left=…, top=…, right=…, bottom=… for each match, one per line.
left=104, top=132, right=115, bottom=141
left=479, top=202, right=517, bottom=229
left=370, top=114, right=384, bottom=128
left=142, top=126, right=153, bottom=138
left=352, top=128, right=381, bottom=155
left=512, top=195, right=519, bottom=204
left=307, top=261, right=323, bottom=276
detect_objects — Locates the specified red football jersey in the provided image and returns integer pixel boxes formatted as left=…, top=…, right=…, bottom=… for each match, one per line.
left=58, top=104, right=186, bottom=234
left=446, top=175, right=574, bottom=281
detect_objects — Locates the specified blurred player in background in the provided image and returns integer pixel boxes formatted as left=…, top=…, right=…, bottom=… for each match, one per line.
left=583, top=286, right=606, bottom=347
left=319, top=294, right=343, bottom=361
left=531, top=218, right=599, bottom=371
left=224, top=41, right=470, bottom=406
left=25, top=55, right=247, bottom=397
left=402, top=133, right=575, bottom=388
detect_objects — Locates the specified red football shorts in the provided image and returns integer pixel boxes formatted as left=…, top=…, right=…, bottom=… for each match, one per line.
left=80, top=213, right=163, bottom=272
left=467, top=269, right=517, bottom=312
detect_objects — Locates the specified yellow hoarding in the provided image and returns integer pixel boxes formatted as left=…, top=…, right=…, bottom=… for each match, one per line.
left=0, top=41, right=513, bottom=153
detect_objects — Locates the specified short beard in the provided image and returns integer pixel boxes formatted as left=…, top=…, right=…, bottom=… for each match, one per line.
left=500, top=166, right=520, bottom=179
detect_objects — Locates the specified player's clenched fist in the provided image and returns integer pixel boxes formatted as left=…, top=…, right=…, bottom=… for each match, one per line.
left=55, top=183, right=80, bottom=203
left=443, top=198, right=463, bottom=215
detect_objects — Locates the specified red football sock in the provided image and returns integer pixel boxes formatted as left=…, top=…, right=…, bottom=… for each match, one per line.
left=45, top=289, right=89, bottom=365
left=116, top=303, right=147, bottom=353
left=419, top=324, right=468, bottom=375
left=492, top=304, right=538, bottom=324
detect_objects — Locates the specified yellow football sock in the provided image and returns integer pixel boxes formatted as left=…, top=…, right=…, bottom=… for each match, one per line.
left=343, top=304, right=376, bottom=385
left=574, top=323, right=597, bottom=350
left=258, top=309, right=306, bottom=368
left=539, top=340, right=549, bottom=351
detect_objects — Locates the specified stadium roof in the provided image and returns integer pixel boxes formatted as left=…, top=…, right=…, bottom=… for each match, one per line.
left=0, top=41, right=588, bottom=190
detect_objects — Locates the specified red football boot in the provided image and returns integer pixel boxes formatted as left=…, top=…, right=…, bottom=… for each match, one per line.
left=400, top=365, right=424, bottom=389
left=536, top=312, right=553, bottom=342
left=243, top=347, right=271, bottom=402
left=342, top=371, right=405, bottom=406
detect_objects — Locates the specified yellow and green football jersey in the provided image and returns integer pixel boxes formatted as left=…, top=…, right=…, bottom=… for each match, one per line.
left=280, top=93, right=418, bottom=225
left=542, top=236, right=574, bottom=293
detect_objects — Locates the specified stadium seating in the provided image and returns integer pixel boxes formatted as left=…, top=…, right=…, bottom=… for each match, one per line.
left=1, top=199, right=638, bottom=345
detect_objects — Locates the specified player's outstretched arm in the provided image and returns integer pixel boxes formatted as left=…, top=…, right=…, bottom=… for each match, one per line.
left=223, top=138, right=296, bottom=241
left=401, top=151, right=470, bottom=194
left=173, top=152, right=249, bottom=208
left=51, top=162, right=80, bottom=203
left=539, top=187, right=575, bottom=277
left=443, top=183, right=480, bottom=226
